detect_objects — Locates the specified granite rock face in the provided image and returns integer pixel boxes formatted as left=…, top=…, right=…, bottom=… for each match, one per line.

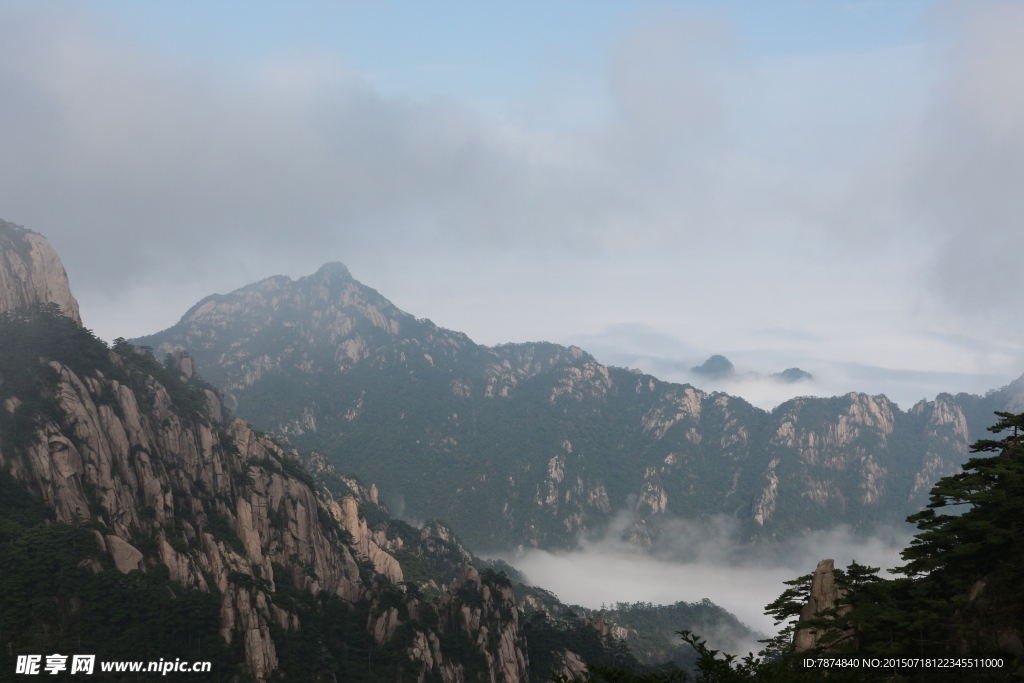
left=0, top=348, right=364, bottom=679
left=438, top=565, right=529, bottom=683
left=0, top=219, right=80, bottom=324
left=0, top=334, right=536, bottom=681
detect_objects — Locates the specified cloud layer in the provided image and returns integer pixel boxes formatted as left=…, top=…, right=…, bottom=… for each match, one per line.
left=503, top=514, right=911, bottom=639
left=1, top=2, right=1022, bottom=401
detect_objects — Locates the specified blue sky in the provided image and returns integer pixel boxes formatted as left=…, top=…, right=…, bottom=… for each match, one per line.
left=88, top=1, right=942, bottom=102
left=2, top=0, right=1022, bottom=409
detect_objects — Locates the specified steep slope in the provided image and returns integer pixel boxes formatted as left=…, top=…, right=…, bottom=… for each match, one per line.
left=136, top=263, right=1022, bottom=552
left=0, top=305, right=536, bottom=682
left=1, top=220, right=777, bottom=683
left=0, top=219, right=80, bottom=323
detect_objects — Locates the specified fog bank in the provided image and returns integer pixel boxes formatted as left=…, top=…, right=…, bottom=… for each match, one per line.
left=502, top=518, right=911, bottom=638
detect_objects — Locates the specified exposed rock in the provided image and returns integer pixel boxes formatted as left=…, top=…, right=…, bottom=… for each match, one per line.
left=586, top=611, right=611, bottom=637
left=439, top=565, right=529, bottom=683
left=550, top=650, right=588, bottom=680
left=0, top=344, right=378, bottom=678
left=105, top=535, right=144, bottom=573
left=0, top=328, right=541, bottom=680
left=954, top=576, right=1024, bottom=657
left=368, top=604, right=401, bottom=645
left=0, top=219, right=81, bottom=323
left=0, top=222, right=541, bottom=683
left=753, top=467, right=779, bottom=526
left=794, top=559, right=851, bottom=652
left=1002, top=373, right=1024, bottom=413
left=331, top=494, right=404, bottom=584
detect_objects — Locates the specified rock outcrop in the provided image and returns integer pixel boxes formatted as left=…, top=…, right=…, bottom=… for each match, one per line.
left=951, top=569, right=1024, bottom=658
left=793, top=559, right=851, bottom=652
left=550, top=650, right=588, bottom=680
left=0, top=309, right=538, bottom=681
left=438, top=565, right=529, bottom=683
left=0, top=219, right=80, bottom=323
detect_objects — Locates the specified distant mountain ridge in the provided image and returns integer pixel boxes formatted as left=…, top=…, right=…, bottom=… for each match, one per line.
left=136, top=262, right=1024, bottom=551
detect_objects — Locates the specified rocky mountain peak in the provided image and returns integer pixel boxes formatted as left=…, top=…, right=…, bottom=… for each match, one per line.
left=312, top=260, right=353, bottom=281
left=691, top=354, right=735, bottom=379
left=0, top=219, right=81, bottom=324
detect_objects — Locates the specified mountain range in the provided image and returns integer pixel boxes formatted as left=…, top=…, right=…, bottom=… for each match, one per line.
left=0, top=218, right=764, bottom=681
left=135, top=262, right=1024, bottom=552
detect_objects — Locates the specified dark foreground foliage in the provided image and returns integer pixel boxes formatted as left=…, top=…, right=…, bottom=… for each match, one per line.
left=524, top=609, right=642, bottom=683
left=0, top=475, right=236, bottom=682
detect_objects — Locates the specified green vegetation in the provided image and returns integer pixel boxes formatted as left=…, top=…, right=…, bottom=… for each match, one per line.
left=524, top=609, right=642, bottom=683
left=154, top=319, right=1008, bottom=550
left=0, top=475, right=234, bottom=683
left=1, top=302, right=491, bottom=681
left=202, top=508, right=246, bottom=555
left=267, top=562, right=508, bottom=683
left=598, top=601, right=761, bottom=671
left=0, top=304, right=103, bottom=456
left=135, top=267, right=1023, bottom=553
left=0, top=304, right=214, bottom=464
left=15, top=290, right=1024, bottom=681
left=112, top=339, right=214, bottom=422
left=561, top=412, right=1024, bottom=682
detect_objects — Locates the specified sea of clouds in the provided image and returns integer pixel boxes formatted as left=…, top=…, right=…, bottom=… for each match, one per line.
left=499, top=511, right=912, bottom=649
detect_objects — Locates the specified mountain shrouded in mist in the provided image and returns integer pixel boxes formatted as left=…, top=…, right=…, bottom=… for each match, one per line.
left=136, top=262, right=1024, bottom=552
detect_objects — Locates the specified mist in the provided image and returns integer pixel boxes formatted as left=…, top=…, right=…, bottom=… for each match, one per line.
left=568, top=323, right=1014, bottom=410
left=500, top=513, right=911, bottom=639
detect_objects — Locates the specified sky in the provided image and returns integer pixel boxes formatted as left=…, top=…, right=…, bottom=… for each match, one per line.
left=2, top=0, right=1023, bottom=410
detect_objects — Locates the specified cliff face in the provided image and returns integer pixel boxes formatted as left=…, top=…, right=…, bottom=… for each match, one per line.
left=136, top=263, right=1021, bottom=551
left=438, top=566, right=529, bottom=683
left=0, top=315, right=530, bottom=680
left=0, top=314, right=356, bottom=678
left=0, top=219, right=80, bottom=324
